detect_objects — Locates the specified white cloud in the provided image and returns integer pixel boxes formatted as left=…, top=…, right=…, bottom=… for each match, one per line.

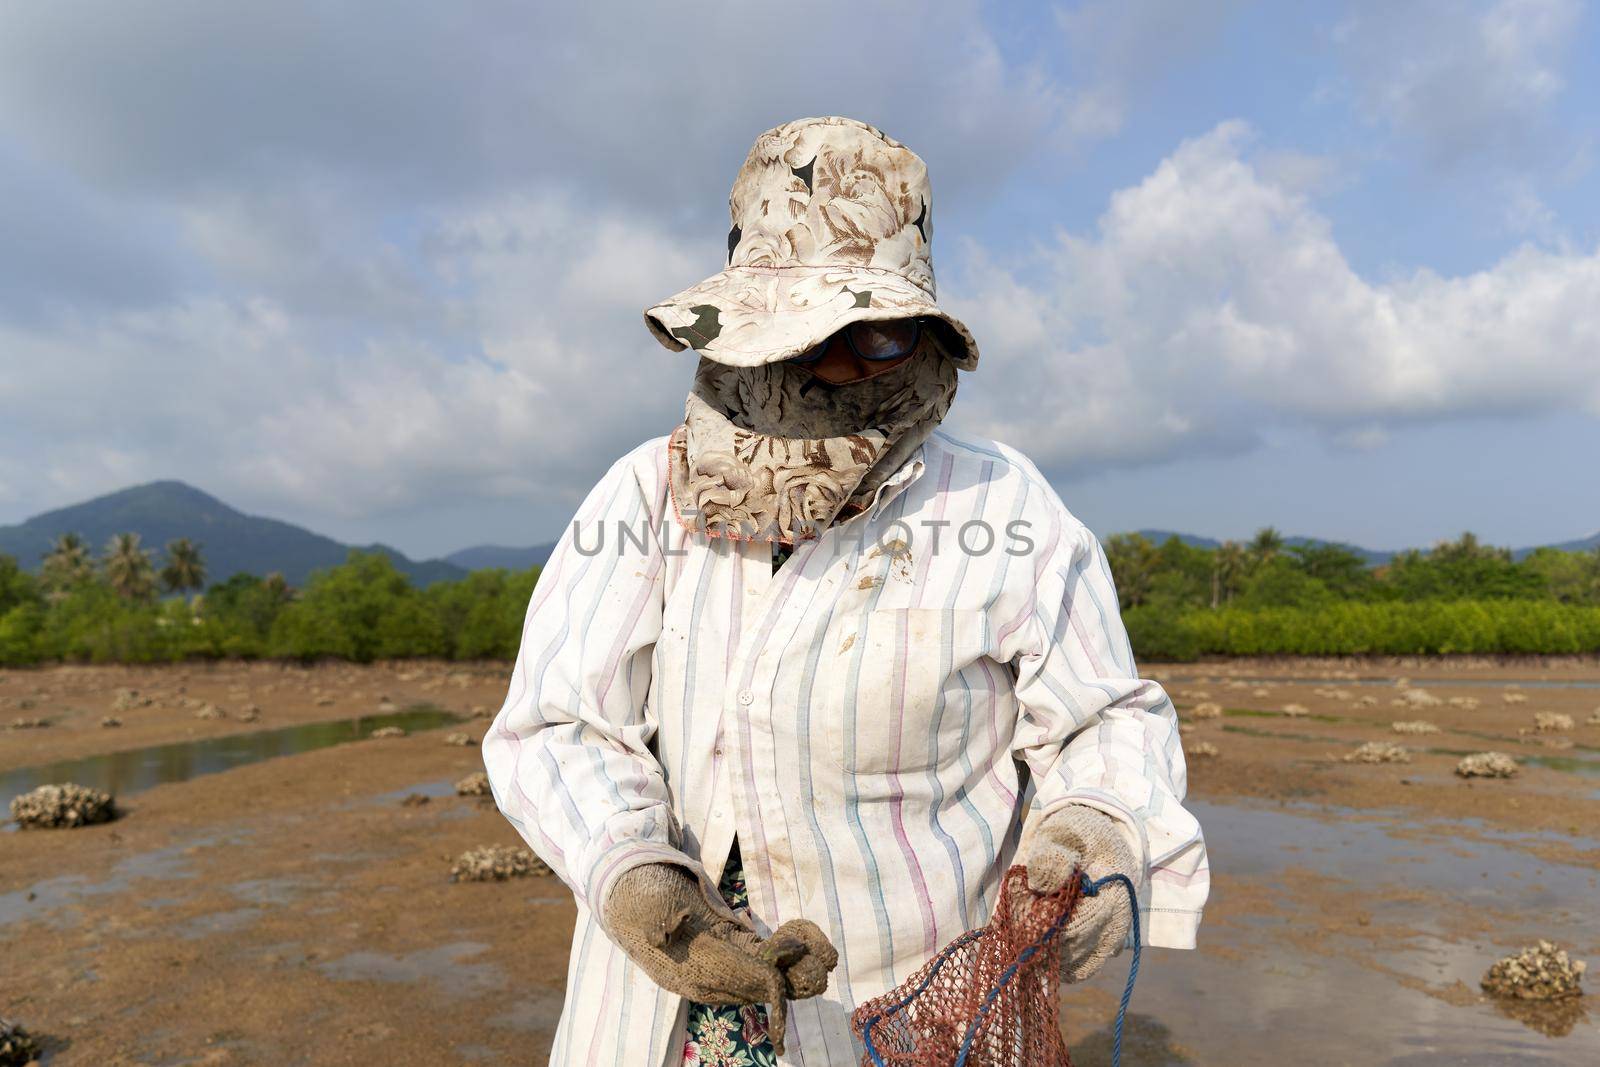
left=944, top=120, right=1600, bottom=474
left=7, top=119, right=1598, bottom=538
left=0, top=194, right=701, bottom=524
left=1333, top=0, right=1583, bottom=170
left=1, top=2, right=1596, bottom=552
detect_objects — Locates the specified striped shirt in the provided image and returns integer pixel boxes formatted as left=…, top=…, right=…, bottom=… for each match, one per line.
left=483, top=427, right=1208, bottom=1065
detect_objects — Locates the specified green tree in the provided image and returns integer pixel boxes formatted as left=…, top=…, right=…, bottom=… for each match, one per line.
left=1248, top=526, right=1285, bottom=570
left=1288, top=542, right=1372, bottom=600
left=1236, top=556, right=1333, bottom=609
left=40, top=532, right=95, bottom=597
left=1211, top=540, right=1249, bottom=608
left=425, top=567, right=543, bottom=659
left=102, top=532, right=156, bottom=601
left=270, top=550, right=447, bottom=661
left=200, top=572, right=295, bottom=653
left=1382, top=532, right=1544, bottom=600
left=0, top=553, right=41, bottom=615
left=1519, top=546, right=1600, bottom=605
left=160, top=537, right=207, bottom=596
left=1145, top=537, right=1212, bottom=611
left=1105, top=533, right=1159, bottom=610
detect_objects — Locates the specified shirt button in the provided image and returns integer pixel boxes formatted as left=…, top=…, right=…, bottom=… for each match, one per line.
left=737, top=689, right=754, bottom=706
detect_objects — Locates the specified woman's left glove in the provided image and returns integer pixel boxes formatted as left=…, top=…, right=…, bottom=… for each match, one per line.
left=604, top=862, right=837, bottom=1053
left=1021, top=804, right=1139, bottom=983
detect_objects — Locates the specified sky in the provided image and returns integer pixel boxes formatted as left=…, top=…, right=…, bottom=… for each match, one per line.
left=1, top=0, right=1598, bottom=559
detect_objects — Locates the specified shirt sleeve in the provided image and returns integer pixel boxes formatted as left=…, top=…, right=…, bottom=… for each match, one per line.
left=481, top=447, right=731, bottom=929
left=1009, top=516, right=1210, bottom=949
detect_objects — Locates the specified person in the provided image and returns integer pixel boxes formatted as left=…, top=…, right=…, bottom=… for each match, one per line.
left=483, top=115, right=1209, bottom=1066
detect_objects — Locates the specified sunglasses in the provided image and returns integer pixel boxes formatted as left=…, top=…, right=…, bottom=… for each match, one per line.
left=787, top=317, right=925, bottom=366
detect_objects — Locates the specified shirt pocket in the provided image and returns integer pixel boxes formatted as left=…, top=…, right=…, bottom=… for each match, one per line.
left=825, top=607, right=993, bottom=775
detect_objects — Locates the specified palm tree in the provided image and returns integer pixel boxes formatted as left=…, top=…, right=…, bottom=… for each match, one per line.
left=102, top=532, right=156, bottom=601
left=263, top=571, right=293, bottom=603
left=1432, top=531, right=1510, bottom=563
left=1248, top=526, right=1285, bottom=569
left=40, top=532, right=94, bottom=595
left=160, top=538, right=207, bottom=595
left=1212, top=540, right=1248, bottom=607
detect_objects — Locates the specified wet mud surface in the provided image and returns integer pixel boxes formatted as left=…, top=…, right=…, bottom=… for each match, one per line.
left=2, top=657, right=1597, bottom=1064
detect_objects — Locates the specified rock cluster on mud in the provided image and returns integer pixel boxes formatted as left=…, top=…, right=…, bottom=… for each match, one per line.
left=100, top=715, right=122, bottom=728
left=450, top=844, right=550, bottom=882
left=1482, top=940, right=1587, bottom=1001
left=443, top=732, right=474, bottom=746
left=1189, top=741, right=1220, bottom=758
left=1390, top=720, right=1439, bottom=735
left=193, top=703, right=226, bottom=720
left=111, top=687, right=153, bottom=711
left=1532, top=712, right=1573, bottom=732
left=1343, top=741, right=1411, bottom=764
left=6, top=717, right=49, bottom=729
left=455, top=771, right=491, bottom=797
left=1393, top=688, right=1442, bottom=708
left=10, top=783, right=117, bottom=829
left=1456, top=752, right=1519, bottom=778
left=0, top=1016, right=40, bottom=1067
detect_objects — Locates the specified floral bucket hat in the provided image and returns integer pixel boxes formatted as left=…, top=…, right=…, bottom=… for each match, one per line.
left=644, top=116, right=980, bottom=371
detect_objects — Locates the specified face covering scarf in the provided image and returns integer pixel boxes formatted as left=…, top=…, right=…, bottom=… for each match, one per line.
left=667, top=349, right=959, bottom=544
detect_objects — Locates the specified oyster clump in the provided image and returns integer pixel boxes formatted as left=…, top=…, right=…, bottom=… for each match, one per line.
left=1482, top=940, right=1586, bottom=1001
left=454, top=771, right=492, bottom=797
left=10, top=782, right=117, bottom=829
left=1456, top=752, right=1519, bottom=779
left=450, top=844, right=550, bottom=883
left=1343, top=741, right=1410, bottom=764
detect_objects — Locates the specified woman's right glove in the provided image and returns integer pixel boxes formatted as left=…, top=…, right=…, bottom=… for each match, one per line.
left=1021, top=804, right=1139, bottom=983
left=604, top=862, right=838, bottom=1053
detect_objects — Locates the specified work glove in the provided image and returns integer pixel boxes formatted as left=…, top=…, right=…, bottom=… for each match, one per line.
left=604, top=862, right=839, bottom=1053
left=1021, top=804, right=1139, bottom=983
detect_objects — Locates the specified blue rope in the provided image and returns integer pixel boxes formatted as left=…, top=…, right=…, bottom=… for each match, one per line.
left=1078, top=871, right=1141, bottom=1067
left=860, top=872, right=1141, bottom=1067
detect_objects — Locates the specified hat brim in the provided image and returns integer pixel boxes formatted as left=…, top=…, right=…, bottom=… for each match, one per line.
left=644, top=265, right=978, bottom=372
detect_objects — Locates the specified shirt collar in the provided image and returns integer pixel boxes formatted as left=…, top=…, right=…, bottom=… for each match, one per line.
left=834, top=442, right=929, bottom=528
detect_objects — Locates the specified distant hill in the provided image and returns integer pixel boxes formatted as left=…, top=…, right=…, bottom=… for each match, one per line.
left=5, top=481, right=1589, bottom=589
left=1516, top=531, right=1600, bottom=559
left=0, top=481, right=466, bottom=588
left=1132, top=529, right=1393, bottom=565
left=444, top=544, right=556, bottom=571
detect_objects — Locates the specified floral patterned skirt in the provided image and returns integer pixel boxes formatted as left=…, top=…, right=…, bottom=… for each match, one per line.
left=681, top=839, right=779, bottom=1066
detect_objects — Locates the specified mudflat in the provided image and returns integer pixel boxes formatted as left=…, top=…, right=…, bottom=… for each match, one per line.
left=2, top=658, right=1597, bottom=1064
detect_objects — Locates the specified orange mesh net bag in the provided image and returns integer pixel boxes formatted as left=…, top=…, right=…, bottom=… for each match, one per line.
left=849, top=865, right=1141, bottom=1067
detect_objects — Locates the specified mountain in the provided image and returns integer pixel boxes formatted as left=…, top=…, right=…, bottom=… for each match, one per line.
left=444, top=544, right=556, bottom=571
left=1132, top=529, right=1223, bottom=551
left=0, top=480, right=466, bottom=588
left=1515, top=531, right=1600, bottom=559
left=1131, top=529, right=1393, bottom=565
left=6, top=480, right=1590, bottom=589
